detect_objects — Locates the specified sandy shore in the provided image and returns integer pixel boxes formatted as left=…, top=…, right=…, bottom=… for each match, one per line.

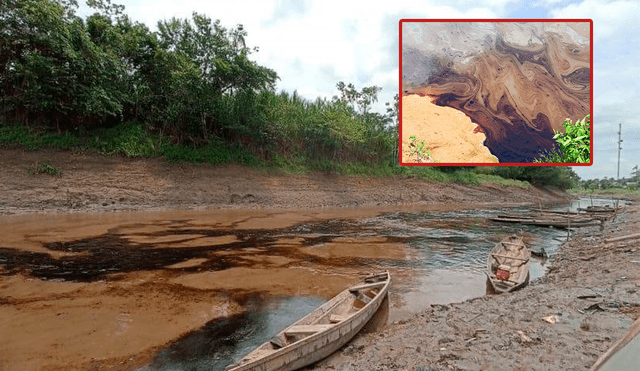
left=0, top=148, right=554, bottom=215
left=401, top=95, right=498, bottom=164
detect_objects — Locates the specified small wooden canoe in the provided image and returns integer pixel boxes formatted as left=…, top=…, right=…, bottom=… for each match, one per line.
left=486, top=235, right=531, bottom=294
left=225, top=271, right=391, bottom=371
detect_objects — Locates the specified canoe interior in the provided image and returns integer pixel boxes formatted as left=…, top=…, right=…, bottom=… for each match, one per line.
left=486, top=235, right=531, bottom=293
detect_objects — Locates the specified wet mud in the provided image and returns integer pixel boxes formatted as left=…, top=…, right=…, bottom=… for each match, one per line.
left=402, top=22, right=591, bottom=163
left=0, top=204, right=572, bottom=371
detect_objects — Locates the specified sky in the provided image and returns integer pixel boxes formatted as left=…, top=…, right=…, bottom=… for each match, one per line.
left=76, top=0, right=640, bottom=180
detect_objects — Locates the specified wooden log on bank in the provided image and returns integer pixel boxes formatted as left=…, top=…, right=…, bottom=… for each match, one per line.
left=604, top=232, right=640, bottom=244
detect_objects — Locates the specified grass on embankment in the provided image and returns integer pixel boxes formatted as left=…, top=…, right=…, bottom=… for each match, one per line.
left=0, top=122, right=530, bottom=188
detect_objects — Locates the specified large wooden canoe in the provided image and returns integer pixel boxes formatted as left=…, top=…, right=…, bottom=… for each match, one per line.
left=225, top=271, right=391, bottom=371
left=486, top=235, right=531, bottom=294
left=490, top=215, right=601, bottom=229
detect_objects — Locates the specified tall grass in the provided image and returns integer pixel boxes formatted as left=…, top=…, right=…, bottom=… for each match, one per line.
left=257, top=90, right=395, bottom=165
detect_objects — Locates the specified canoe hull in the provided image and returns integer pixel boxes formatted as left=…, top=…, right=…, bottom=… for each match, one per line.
left=486, top=235, right=531, bottom=294
left=226, top=271, right=390, bottom=371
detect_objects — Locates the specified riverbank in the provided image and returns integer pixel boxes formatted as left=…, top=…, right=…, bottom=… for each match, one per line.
left=311, top=198, right=640, bottom=371
left=0, top=148, right=562, bottom=215
left=2, top=148, right=634, bottom=371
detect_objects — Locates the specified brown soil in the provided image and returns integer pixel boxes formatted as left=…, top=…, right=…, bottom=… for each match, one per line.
left=311, top=200, right=640, bottom=371
left=401, top=95, right=498, bottom=164
left=1, top=148, right=552, bottom=215
left=1, top=148, right=637, bottom=371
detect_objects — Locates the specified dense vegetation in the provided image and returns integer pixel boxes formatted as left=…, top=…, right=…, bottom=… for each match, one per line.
left=1, top=0, right=582, bottom=190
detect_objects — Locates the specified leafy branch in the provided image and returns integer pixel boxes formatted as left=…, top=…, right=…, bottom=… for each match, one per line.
left=535, top=114, right=590, bottom=163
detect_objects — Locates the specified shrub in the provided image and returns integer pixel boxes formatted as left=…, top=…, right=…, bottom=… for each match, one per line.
left=536, top=114, right=590, bottom=163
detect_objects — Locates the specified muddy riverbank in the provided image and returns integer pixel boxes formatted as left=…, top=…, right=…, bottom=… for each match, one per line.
left=1, top=148, right=636, bottom=371
left=0, top=148, right=566, bottom=215
left=311, top=198, right=640, bottom=371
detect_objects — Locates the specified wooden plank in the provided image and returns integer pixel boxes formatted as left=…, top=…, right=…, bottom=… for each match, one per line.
left=284, top=324, right=334, bottom=336
left=329, top=314, right=349, bottom=323
left=502, top=241, right=524, bottom=246
left=589, top=318, right=640, bottom=371
left=491, top=253, right=529, bottom=262
left=488, top=275, right=517, bottom=286
left=349, top=281, right=386, bottom=292
left=355, top=292, right=372, bottom=304
left=364, top=272, right=388, bottom=279
left=269, top=334, right=287, bottom=349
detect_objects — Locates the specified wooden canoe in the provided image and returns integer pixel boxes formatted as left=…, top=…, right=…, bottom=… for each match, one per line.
left=486, top=235, right=531, bottom=294
left=589, top=317, right=640, bottom=371
left=225, top=271, right=391, bottom=371
left=578, top=205, right=617, bottom=213
left=490, top=215, right=601, bottom=229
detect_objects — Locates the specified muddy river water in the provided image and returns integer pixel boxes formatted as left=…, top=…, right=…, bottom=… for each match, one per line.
left=0, top=197, right=617, bottom=370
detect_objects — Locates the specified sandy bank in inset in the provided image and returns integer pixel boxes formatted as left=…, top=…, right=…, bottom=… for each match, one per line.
left=402, top=94, right=498, bottom=164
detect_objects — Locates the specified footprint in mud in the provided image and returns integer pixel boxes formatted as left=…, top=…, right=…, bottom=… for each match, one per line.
left=114, top=312, right=132, bottom=336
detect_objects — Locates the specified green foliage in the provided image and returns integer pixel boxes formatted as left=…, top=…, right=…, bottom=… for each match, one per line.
left=448, top=169, right=480, bottom=185
left=0, top=123, right=80, bottom=149
left=1, top=0, right=278, bottom=141
left=536, top=115, right=590, bottom=163
left=26, top=160, right=61, bottom=175
left=492, top=166, right=579, bottom=190
left=631, top=165, right=640, bottom=181
left=91, top=122, right=159, bottom=156
left=407, top=135, right=432, bottom=162
left=259, top=85, right=396, bottom=165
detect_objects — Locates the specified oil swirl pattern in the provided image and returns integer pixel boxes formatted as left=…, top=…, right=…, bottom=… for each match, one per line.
left=402, top=22, right=590, bottom=163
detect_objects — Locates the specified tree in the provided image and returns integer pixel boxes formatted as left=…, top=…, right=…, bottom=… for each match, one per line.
left=151, top=12, right=278, bottom=140
left=385, top=93, right=399, bottom=126
left=333, top=81, right=382, bottom=117
left=1, top=1, right=279, bottom=142
left=0, top=0, right=143, bottom=128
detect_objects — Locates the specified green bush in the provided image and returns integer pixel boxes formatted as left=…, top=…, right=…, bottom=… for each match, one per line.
left=536, top=114, right=590, bottom=163
left=26, top=160, right=61, bottom=175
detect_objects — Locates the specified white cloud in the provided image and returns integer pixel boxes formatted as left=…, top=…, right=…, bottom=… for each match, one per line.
left=549, top=0, right=640, bottom=42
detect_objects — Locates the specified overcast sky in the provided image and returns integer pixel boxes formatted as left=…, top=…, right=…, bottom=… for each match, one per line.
left=77, top=0, right=640, bottom=180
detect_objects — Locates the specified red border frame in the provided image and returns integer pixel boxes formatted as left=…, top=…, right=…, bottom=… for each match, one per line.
left=398, top=19, right=594, bottom=167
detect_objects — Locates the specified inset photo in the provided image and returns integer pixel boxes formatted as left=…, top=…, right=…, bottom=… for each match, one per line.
left=400, top=20, right=592, bottom=166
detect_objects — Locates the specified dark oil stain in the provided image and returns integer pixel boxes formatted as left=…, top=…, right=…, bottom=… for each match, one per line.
left=141, top=293, right=327, bottom=371
left=0, top=219, right=413, bottom=282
